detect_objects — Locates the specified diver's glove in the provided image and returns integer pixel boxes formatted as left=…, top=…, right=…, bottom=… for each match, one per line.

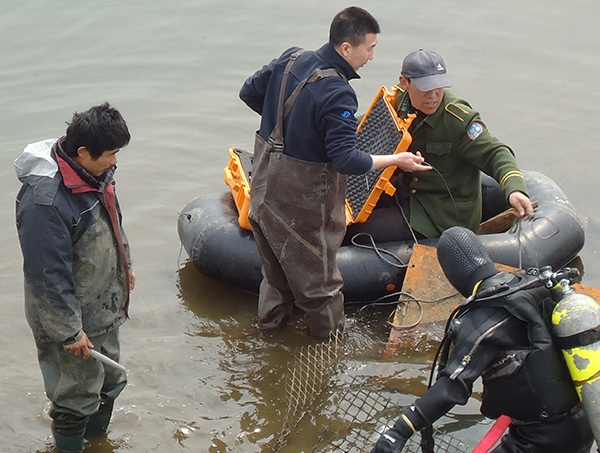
left=370, top=425, right=407, bottom=453
left=371, top=404, right=427, bottom=453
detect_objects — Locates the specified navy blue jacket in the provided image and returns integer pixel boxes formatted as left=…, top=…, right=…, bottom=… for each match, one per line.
left=239, top=43, right=373, bottom=175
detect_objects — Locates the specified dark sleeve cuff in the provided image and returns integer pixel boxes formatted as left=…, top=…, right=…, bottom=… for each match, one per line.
left=62, top=330, right=83, bottom=345
left=394, top=403, right=429, bottom=437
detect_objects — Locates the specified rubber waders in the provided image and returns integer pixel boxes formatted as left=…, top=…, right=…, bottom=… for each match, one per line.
left=52, top=429, right=84, bottom=453
left=85, top=402, right=113, bottom=435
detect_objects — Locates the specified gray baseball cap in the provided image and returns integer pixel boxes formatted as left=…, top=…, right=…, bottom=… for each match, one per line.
left=401, top=49, right=452, bottom=92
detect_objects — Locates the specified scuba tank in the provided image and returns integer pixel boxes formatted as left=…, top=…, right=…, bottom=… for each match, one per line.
left=551, top=278, right=600, bottom=445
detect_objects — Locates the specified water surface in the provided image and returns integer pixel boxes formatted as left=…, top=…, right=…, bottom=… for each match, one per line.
left=1, top=1, right=599, bottom=451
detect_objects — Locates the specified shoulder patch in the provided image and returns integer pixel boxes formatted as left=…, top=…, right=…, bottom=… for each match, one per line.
left=466, top=121, right=485, bottom=141
left=341, top=110, right=352, bottom=118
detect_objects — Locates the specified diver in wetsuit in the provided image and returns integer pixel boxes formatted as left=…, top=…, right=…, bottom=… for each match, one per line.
left=371, top=226, right=594, bottom=453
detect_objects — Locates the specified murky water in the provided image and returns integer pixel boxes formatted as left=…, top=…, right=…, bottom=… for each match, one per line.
left=1, top=1, right=600, bottom=452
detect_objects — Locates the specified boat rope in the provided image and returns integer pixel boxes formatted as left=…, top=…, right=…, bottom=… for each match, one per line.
left=512, top=217, right=525, bottom=270
left=511, top=206, right=542, bottom=271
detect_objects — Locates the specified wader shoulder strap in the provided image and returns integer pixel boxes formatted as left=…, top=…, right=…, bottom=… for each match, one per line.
left=271, top=51, right=305, bottom=150
left=281, top=68, right=346, bottom=118
left=270, top=53, right=344, bottom=151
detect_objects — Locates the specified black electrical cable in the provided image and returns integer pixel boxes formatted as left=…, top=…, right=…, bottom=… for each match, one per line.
left=422, top=161, right=461, bottom=227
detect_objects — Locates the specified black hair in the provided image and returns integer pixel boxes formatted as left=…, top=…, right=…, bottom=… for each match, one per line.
left=63, top=102, right=130, bottom=159
left=329, top=6, right=380, bottom=48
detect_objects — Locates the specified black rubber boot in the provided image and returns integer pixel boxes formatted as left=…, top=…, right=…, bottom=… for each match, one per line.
left=52, top=429, right=84, bottom=453
left=85, top=401, right=113, bottom=435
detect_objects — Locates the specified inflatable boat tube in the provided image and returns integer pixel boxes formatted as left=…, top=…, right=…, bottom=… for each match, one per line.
left=178, top=170, right=585, bottom=304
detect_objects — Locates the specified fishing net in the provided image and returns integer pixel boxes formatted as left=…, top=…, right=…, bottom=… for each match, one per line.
left=312, top=375, right=469, bottom=453
left=273, top=330, right=345, bottom=452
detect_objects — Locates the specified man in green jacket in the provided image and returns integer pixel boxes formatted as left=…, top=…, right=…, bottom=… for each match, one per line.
left=346, top=49, right=533, bottom=242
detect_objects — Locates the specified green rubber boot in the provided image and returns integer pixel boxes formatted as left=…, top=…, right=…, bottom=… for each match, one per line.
left=52, top=429, right=84, bottom=453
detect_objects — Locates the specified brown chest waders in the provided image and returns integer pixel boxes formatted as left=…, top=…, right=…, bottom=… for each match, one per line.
left=249, top=51, right=347, bottom=337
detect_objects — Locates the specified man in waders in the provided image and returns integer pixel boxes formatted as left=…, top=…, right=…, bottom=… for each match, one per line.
left=239, top=7, right=431, bottom=337
left=15, top=103, right=134, bottom=453
left=371, top=226, right=594, bottom=453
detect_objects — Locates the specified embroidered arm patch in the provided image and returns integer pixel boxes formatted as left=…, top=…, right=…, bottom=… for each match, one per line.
left=466, top=121, right=484, bottom=141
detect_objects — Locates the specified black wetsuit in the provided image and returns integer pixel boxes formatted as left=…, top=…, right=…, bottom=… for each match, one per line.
left=414, top=272, right=594, bottom=453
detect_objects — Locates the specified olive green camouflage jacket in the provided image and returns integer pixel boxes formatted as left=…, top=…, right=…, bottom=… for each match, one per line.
left=392, top=87, right=528, bottom=238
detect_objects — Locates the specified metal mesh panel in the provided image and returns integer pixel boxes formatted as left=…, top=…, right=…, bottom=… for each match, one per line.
left=273, top=332, right=470, bottom=453
left=313, top=375, right=469, bottom=453
left=313, top=376, right=396, bottom=452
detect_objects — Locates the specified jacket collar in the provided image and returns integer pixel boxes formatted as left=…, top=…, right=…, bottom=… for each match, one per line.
left=54, top=138, right=115, bottom=193
left=315, top=43, right=361, bottom=81
left=397, top=89, right=449, bottom=130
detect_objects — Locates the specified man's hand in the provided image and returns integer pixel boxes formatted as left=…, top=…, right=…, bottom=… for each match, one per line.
left=129, top=271, right=136, bottom=291
left=371, top=151, right=432, bottom=172
left=63, top=332, right=94, bottom=359
left=508, top=191, right=534, bottom=219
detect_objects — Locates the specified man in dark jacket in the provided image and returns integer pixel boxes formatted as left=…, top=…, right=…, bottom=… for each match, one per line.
left=239, top=7, right=430, bottom=337
left=371, top=226, right=594, bottom=453
left=15, top=103, right=134, bottom=453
